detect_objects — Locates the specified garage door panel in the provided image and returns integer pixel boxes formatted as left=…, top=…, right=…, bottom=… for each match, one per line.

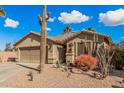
left=20, top=48, right=40, bottom=63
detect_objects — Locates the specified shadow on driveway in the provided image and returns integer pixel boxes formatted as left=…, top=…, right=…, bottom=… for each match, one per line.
left=16, top=63, right=40, bottom=72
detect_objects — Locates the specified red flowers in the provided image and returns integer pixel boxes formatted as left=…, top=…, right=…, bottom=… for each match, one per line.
left=75, top=55, right=98, bottom=71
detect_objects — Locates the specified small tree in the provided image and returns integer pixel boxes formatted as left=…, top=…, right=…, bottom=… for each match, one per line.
left=111, top=45, right=124, bottom=70
left=4, top=42, right=12, bottom=51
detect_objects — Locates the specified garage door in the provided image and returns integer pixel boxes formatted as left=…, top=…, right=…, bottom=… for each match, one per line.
left=20, top=47, right=40, bottom=63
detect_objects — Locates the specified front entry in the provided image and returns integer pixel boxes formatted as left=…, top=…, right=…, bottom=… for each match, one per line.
left=76, top=42, right=93, bottom=56
left=77, top=43, right=85, bottom=56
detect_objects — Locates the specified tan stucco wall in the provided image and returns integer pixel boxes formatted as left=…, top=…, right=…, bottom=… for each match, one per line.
left=0, top=52, right=17, bottom=62
left=52, top=44, right=65, bottom=64
left=15, top=34, right=40, bottom=48
left=47, top=40, right=54, bottom=63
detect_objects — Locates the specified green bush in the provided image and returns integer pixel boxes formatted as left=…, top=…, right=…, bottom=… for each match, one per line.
left=111, top=47, right=124, bottom=70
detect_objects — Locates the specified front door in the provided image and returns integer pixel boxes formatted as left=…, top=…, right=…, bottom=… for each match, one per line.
left=77, top=43, right=85, bottom=56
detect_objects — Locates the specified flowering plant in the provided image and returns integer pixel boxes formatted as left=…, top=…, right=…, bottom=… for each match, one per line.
left=75, top=54, right=98, bottom=71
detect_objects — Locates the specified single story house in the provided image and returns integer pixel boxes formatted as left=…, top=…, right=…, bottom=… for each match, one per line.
left=14, top=30, right=111, bottom=64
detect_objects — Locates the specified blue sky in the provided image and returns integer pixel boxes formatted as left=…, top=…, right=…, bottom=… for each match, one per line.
left=0, top=5, right=124, bottom=50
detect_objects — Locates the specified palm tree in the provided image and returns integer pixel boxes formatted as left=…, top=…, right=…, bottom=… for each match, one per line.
left=64, top=26, right=72, bottom=33
left=38, top=5, right=50, bottom=73
left=88, top=27, right=96, bottom=32
left=0, top=7, right=5, bottom=17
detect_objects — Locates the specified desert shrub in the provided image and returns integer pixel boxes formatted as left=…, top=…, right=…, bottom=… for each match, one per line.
left=111, top=47, right=124, bottom=70
left=75, top=54, right=98, bottom=71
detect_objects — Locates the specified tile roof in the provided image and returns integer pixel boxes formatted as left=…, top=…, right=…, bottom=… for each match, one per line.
left=30, top=30, right=110, bottom=43
left=14, top=30, right=110, bottom=46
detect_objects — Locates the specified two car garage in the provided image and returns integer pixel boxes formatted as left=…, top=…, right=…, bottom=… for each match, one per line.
left=19, top=47, right=40, bottom=63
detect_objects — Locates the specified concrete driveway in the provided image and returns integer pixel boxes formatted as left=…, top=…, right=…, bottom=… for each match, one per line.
left=0, top=62, right=39, bottom=83
left=0, top=62, right=24, bottom=83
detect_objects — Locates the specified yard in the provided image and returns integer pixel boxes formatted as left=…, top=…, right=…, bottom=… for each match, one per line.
left=0, top=63, right=124, bottom=88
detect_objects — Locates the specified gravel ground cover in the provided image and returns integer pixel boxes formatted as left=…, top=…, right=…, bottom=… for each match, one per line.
left=1, top=64, right=124, bottom=88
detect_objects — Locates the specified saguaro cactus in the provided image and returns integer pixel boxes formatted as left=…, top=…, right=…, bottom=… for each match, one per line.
left=38, top=5, right=51, bottom=73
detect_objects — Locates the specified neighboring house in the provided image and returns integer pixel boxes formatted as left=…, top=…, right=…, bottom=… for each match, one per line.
left=14, top=30, right=111, bottom=64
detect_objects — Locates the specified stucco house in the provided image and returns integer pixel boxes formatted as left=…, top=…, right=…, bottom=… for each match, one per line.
left=14, top=30, right=111, bottom=64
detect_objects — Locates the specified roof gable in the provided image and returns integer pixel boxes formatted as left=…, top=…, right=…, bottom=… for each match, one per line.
left=14, top=32, right=40, bottom=47
left=14, top=31, right=64, bottom=47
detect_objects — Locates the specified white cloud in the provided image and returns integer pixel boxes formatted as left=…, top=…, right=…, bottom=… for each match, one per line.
left=58, top=10, right=90, bottom=24
left=46, top=27, right=52, bottom=31
left=99, top=8, right=124, bottom=26
left=40, top=17, right=55, bottom=22
left=48, top=17, right=55, bottom=22
left=4, top=18, right=19, bottom=28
